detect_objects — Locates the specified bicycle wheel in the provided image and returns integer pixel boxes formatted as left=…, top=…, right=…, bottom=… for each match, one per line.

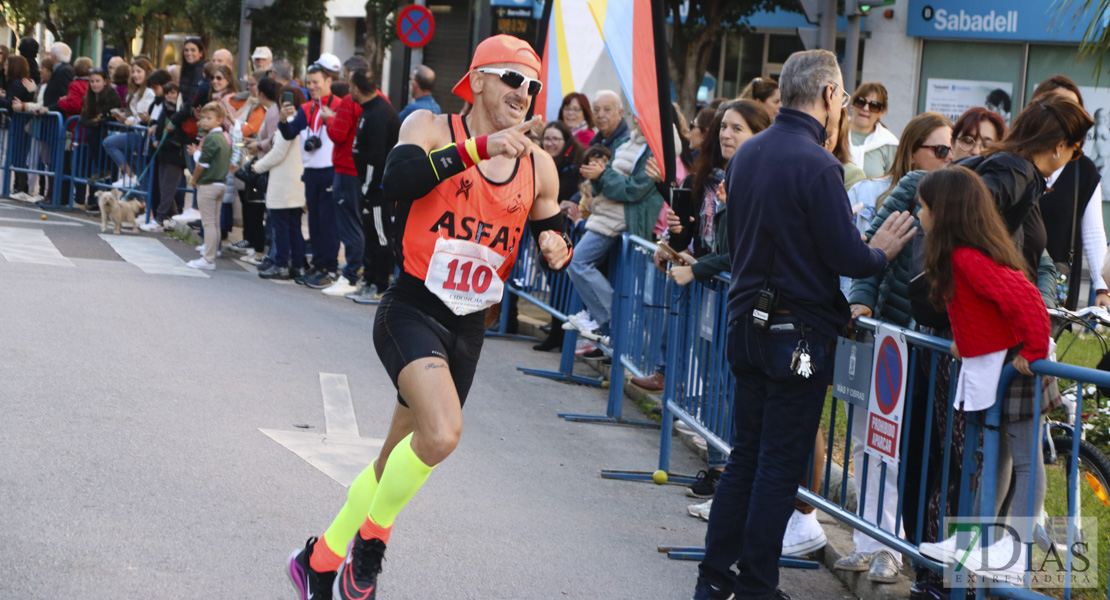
left=1042, top=435, right=1110, bottom=598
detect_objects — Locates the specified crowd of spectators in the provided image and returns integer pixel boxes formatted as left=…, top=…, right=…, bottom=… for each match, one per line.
left=1, top=36, right=1105, bottom=598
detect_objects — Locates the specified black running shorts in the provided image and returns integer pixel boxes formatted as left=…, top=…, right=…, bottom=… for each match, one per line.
left=372, top=288, right=486, bottom=407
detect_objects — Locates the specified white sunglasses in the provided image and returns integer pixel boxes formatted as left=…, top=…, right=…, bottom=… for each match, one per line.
left=475, top=67, right=543, bottom=96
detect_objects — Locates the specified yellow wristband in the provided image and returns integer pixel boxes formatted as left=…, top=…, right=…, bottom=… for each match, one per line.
left=464, top=137, right=482, bottom=165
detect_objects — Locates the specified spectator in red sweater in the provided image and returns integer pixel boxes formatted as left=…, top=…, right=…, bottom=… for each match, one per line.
left=319, top=65, right=366, bottom=297
left=57, top=57, right=92, bottom=124
left=916, top=166, right=1051, bottom=578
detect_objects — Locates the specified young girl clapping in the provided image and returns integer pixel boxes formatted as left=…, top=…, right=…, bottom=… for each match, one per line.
left=917, top=166, right=1051, bottom=577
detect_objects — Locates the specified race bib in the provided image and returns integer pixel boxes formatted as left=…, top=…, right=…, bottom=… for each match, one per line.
left=424, top=237, right=507, bottom=316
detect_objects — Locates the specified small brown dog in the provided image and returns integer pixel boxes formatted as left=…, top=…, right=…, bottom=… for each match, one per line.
left=96, top=189, right=145, bottom=234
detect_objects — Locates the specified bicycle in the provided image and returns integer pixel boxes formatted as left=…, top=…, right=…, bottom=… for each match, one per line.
left=1033, top=306, right=1110, bottom=551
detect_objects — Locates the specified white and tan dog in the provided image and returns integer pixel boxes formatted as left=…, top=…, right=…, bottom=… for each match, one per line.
left=95, top=189, right=145, bottom=234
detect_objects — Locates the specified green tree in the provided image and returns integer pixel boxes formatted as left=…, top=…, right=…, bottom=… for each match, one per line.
left=1057, top=1, right=1110, bottom=80
left=664, top=0, right=793, bottom=119
left=363, top=0, right=401, bottom=81
left=1, top=0, right=41, bottom=38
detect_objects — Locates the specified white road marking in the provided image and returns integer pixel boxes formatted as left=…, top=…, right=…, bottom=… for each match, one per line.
left=0, top=227, right=74, bottom=267
left=320, top=373, right=360, bottom=436
left=260, top=373, right=380, bottom=487
left=99, top=234, right=209, bottom=277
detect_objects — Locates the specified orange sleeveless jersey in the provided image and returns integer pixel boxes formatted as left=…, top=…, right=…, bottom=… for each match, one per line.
left=395, top=114, right=535, bottom=282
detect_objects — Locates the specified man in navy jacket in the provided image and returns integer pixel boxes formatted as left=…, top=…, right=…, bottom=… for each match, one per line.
left=693, top=49, right=915, bottom=600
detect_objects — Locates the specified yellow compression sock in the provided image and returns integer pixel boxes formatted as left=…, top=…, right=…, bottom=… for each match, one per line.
left=366, top=433, right=435, bottom=530
left=319, top=460, right=380, bottom=559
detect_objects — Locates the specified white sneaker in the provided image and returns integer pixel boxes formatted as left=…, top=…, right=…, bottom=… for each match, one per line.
left=321, top=276, right=357, bottom=296
left=172, top=208, right=201, bottom=222
left=239, top=252, right=264, bottom=266
left=186, top=257, right=215, bottom=270
left=920, top=531, right=980, bottom=566
left=111, top=175, right=136, bottom=188
left=781, top=510, right=827, bottom=557
left=9, top=191, right=29, bottom=202
left=964, top=534, right=1027, bottom=579
left=196, top=245, right=221, bottom=257
left=574, top=339, right=597, bottom=355
left=139, top=221, right=163, bottom=233
left=162, top=219, right=176, bottom=230
left=687, top=499, right=712, bottom=521
left=570, top=312, right=599, bottom=333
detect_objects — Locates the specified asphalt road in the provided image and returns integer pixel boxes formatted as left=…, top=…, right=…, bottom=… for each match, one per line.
left=0, top=199, right=854, bottom=599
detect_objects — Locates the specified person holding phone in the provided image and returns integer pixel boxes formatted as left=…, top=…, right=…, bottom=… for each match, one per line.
left=277, top=53, right=341, bottom=289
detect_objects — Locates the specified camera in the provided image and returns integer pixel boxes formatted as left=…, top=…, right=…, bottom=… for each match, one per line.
left=304, top=135, right=322, bottom=152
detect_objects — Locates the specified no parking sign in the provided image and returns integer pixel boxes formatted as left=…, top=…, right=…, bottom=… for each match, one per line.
left=397, top=5, right=435, bottom=49
left=865, top=324, right=908, bottom=465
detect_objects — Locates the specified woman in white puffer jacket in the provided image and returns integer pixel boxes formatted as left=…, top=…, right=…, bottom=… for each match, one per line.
left=252, top=81, right=306, bottom=280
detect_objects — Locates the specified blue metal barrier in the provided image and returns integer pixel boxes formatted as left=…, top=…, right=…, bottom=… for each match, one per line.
left=0, top=109, right=66, bottom=207
left=63, top=117, right=155, bottom=212
left=498, top=227, right=605, bottom=388
left=561, top=233, right=662, bottom=427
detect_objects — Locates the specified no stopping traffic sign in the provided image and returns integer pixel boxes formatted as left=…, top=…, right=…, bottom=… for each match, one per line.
left=397, top=5, right=435, bottom=49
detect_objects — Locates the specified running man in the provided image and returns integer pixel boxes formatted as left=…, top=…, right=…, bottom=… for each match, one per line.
left=287, top=35, right=573, bottom=600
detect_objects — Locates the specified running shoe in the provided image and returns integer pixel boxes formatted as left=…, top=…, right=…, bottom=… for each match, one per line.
left=306, top=271, right=338, bottom=289
left=258, top=265, right=290, bottom=280
left=574, top=339, right=597, bottom=355
left=334, top=535, right=387, bottom=600
left=138, top=221, right=164, bottom=233
left=582, top=348, right=606, bottom=361
left=686, top=469, right=720, bottom=498
left=295, top=268, right=319, bottom=286
left=288, top=536, right=336, bottom=600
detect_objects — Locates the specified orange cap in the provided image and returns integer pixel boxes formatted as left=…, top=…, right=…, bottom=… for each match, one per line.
left=452, top=34, right=542, bottom=104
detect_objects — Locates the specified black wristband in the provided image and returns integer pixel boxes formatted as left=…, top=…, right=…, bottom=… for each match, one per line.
left=428, top=143, right=469, bottom=182
left=529, top=214, right=572, bottom=271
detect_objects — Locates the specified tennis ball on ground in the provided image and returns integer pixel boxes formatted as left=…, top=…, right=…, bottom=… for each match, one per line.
left=652, top=470, right=668, bottom=485
left=41, top=214, right=47, bottom=220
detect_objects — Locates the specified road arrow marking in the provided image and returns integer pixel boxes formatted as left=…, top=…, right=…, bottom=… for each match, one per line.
left=261, top=373, right=383, bottom=487
left=320, top=373, right=360, bottom=436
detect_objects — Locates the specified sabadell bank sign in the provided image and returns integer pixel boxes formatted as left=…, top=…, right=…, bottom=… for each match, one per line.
left=907, top=0, right=1092, bottom=43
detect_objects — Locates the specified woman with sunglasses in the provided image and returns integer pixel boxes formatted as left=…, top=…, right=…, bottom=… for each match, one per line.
left=1028, top=76, right=1110, bottom=310
left=835, top=112, right=952, bottom=585
left=847, top=112, right=952, bottom=263
left=847, top=82, right=899, bottom=178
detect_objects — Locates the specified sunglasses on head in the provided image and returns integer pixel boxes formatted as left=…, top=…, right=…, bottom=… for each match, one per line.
left=1070, top=142, right=1084, bottom=162
left=853, top=96, right=885, bottom=112
left=475, top=67, right=542, bottom=96
left=919, top=144, right=952, bottom=159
